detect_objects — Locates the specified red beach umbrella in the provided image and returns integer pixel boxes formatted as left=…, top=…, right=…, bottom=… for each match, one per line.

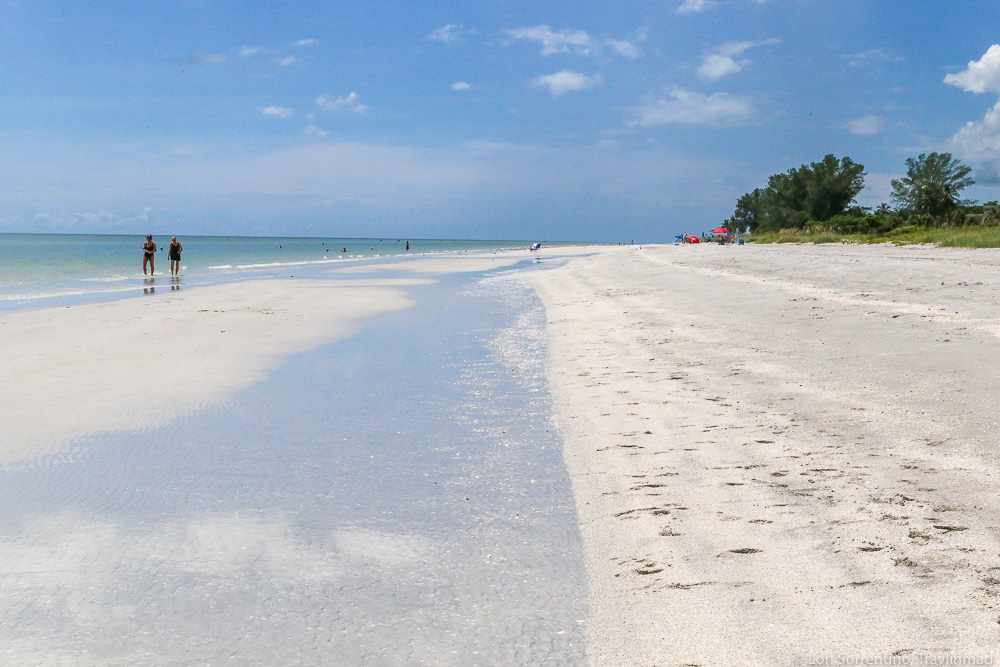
left=711, top=227, right=730, bottom=234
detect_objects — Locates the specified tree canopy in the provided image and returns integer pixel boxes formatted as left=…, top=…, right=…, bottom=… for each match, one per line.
left=727, top=154, right=866, bottom=233
left=890, top=152, right=975, bottom=219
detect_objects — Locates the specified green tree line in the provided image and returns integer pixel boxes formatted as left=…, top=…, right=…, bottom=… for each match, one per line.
left=727, top=152, right=981, bottom=236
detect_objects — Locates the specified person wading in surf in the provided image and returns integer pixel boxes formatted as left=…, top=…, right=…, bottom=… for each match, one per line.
left=168, top=236, right=183, bottom=276
left=142, top=235, right=157, bottom=275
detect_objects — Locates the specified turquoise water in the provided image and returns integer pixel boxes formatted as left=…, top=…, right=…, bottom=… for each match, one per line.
left=0, top=233, right=536, bottom=308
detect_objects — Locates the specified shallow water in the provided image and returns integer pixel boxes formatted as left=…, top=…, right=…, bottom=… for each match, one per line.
left=0, top=261, right=586, bottom=665
left=0, top=233, right=548, bottom=310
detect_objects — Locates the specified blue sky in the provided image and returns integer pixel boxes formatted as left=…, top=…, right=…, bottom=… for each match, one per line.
left=2, top=0, right=1000, bottom=241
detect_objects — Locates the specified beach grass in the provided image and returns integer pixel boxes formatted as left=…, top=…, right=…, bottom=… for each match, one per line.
left=750, top=224, right=1000, bottom=248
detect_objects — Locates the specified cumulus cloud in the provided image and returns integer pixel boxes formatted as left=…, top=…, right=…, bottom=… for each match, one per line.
left=427, top=23, right=474, bottom=43
left=628, top=88, right=754, bottom=127
left=606, top=39, right=640, bottom=59
left=450, top=81, right=471, bottom=91
left=945, top=44, right=1000, bottom=94
left=944, top=46, right=1000, bottom=182
left=677, top=0, right=716, bottom=14
left=316, top=92, right=369, bottom=114
left=843, top=114, right=884, bottom=136
left=698, top=38, right=779, bottom=81
left=260, top=106, right=293, bottom=119
left=507, top=25, right=594, bottom=56
left=949, top=100, right=1000, bottom=182
left=534, top=71, right=602, bottom=97
left=305, top=124, right=329, bottom=137
left=699, top=53, right=746, bottom=81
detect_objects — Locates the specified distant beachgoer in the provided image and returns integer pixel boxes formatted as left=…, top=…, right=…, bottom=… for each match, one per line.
left=168, top=236, right=183, bottom=276
left=406, top=241, right=409, bottom=251
left=142, top=235, right=156, bottom=275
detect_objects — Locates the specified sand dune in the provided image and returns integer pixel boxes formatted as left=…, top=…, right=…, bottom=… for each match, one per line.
left=531, top=243, right=1000, bottom=665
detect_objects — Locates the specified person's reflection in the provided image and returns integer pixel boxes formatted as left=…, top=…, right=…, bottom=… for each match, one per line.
left=143, top=277, right=155, bottom=294
left=170, top=276, right=181, bottom=291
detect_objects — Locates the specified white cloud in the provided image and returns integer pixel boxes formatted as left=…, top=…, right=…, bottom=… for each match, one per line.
left=305, top=124, right=330, bottom=137
left=533, top=71, right=602, bottom=97
left=238, top=46, right=261, bottom=58
left=607, top=39, right=640, bottom=59
left=450, top=81, right=471, bottom=91
left=316, top=92, right=369, bottom=114
left=698, top=38, right=779, bottom=81
left=950, top=100, right=1000, bottom=182
left=260, top=106, right=293, bottom=119
left=843, top=114, right=884, bottom=136
left=427, top=23, right=474, bottom=43
left=677, top=0, right=716, bottom=14
left=275, top=55, right=295, bottom=67
left=698, top=53, right=746, bottom=81
left=507, top=25, right=594, bottom=56
left=294, top=38, right=317, bottom=47
left=848, top=48, right=902, bottom=69
left=76, top=210, right=118, bottom=224
left=945, top=46, right=1000, bottom=182
left=945, top=44, right=1000, bottom=94
left=628, top=88, right=754, bottom=127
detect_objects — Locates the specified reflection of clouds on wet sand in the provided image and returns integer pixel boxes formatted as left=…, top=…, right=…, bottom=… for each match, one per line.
left=334, top=526, right=434, bottom=566
left=0, top=511, right=437, bottom=664
left=144, top=513, right=344, bottom=580
left=142, top=515, right=434, bottom=577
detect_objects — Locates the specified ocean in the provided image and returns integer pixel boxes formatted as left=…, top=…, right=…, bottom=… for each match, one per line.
left=0, top=233, right=538, bottom=309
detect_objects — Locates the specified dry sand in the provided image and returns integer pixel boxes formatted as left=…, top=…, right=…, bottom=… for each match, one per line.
left=531, top=242, right=1000, bottom=665
left=0, top=279, right=413, bottom=463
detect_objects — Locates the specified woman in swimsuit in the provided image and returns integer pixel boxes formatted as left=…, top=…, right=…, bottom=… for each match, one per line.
left=142, top=235, right=156, bottom=275
left=168, top=236, right=183, bottom=276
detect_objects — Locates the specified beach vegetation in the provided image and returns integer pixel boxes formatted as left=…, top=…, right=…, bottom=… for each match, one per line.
left=726, top=154, right=866, bottom=233
left=890, top=152, right=975, bottom=220
left=748, top=225, right=1000, bottom=248
left=737, top=152, right=1000, bottom=245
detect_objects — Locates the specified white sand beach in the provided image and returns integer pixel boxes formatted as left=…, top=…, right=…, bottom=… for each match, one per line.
left=532, top=242, right=1000, bottom=665
left=7, top=243, right=1000, bottom=664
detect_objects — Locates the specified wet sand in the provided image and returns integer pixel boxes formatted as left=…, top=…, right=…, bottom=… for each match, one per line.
left=0, top=252, right=589, bottom=664
left=0, top=279, right=413, bottom=463
left=531, top=242, right=1000, bottom=665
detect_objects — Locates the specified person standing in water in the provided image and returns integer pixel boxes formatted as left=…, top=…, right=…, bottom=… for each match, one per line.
left=142, top=235, right=157, bottom=275
left=168, top=236, right=183, bottom=276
